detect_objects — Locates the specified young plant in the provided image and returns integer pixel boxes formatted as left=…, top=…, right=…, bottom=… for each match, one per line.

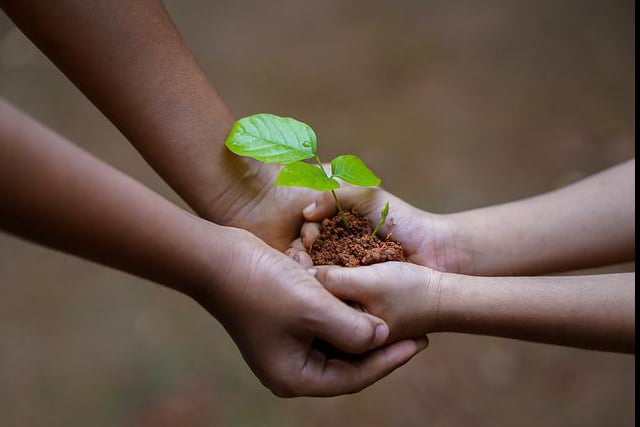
left=372, top=201, right=390, bottom=236
left=225, top=113, right=386, bottom=232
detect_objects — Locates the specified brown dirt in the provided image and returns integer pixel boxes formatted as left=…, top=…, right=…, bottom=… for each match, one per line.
left=309, top=210, right=406, bottom=267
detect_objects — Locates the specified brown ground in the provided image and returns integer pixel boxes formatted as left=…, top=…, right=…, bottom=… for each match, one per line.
left=0, top=1, right=635, bottom=427
left=310, top=211, right=406, bottom=267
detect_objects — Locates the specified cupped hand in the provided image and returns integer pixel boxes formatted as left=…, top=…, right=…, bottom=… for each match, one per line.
left=288, top=186, right=467, bottom=272
left=210, top=163, right=335, bottom=251
left=194, top=226, right=428, bottom=397
left=310, top=263, right=444, bottom=343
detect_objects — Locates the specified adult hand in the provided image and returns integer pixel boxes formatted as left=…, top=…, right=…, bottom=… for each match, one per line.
left=195, top=226, right=429, bottom=397
left=210, top=164, right=338, bottom=251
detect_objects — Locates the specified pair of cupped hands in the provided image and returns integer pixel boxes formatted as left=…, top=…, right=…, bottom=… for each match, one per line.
left=198, top=164, right=456, bottom=398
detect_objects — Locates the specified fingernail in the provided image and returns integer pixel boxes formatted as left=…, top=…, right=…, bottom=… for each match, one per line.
left=372, top=324, right=389, bottom=348
left=307, top=268, right=317, bottom=277
left=303, top=201, right=317, bottom=217
left=415, top=337, right=429, bottom=351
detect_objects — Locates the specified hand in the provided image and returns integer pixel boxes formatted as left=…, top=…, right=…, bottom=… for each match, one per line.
left=193, top=226, right=428, bottom=397
left=210, top=164, right=338, bottom=251
left=287, top=186, right=468, bottom=272
left=311, top=263, right=443, bottom=343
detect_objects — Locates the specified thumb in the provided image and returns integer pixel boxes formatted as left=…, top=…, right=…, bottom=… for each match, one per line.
left=309, top=294, right=389, bottom=354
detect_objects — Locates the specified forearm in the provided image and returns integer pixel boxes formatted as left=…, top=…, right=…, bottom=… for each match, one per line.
left=447, top=160, right=635, bottom=275
left=0, top=0, right=266, bottom=220
left=436, top=271, right=635, bottom=352
left=0, top=100, right=223, bottom=296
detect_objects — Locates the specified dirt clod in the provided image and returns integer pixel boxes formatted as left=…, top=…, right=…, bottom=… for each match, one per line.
left=309, top=210, right=406, bottom=267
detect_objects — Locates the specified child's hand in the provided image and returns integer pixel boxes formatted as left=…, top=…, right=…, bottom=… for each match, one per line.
left=194, top=226, right=428, bottom=397
left=288, top=186, right=467, bottom=273
left=311, top=262, right=443, bottom=342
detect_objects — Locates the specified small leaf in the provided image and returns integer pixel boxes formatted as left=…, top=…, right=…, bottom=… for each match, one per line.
left=380, top=201, right=390, bottom=219
left=275, top=162, right=340, bottom=191
left=225, top=113, right=317, bottom=164
left=331, top=155, right=381, bottom=187
left=372, top=201, right=390, bottom=236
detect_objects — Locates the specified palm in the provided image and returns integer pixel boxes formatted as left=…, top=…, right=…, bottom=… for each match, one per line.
left=342, top=189, right=454, bottom=269
left=296, top=187, right=461, bottom=273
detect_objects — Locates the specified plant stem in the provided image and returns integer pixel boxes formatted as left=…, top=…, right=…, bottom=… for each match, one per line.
left=372, top=221, right=383, bottom=237
left=315, top=155, right=349, bottom=228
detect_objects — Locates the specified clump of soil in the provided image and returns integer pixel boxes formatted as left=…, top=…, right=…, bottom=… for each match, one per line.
left=309, top=210, right=406, bottom=267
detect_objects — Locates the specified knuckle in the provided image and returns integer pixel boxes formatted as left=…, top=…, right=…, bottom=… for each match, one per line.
left=263, top=370, right=300, bottom=398
left=347, top=317, right=372, bottom=351
left=268, top=380, right=296, bottom=398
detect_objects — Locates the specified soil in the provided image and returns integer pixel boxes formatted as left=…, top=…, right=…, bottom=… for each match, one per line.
left=309, top=210, right=407, bottom=267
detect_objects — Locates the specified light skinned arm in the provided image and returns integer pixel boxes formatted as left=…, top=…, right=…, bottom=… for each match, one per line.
left=448, top=159, right=635, bottom=275
left=314, top=263, right=635, bottom=353
left=0, top=0, right=325, bottom=250
left=0, top=99, right=427, bottom=397
left=296, top=159, right=635, bottom=275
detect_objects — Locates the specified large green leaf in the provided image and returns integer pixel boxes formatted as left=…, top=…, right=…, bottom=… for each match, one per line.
left=225, top=113, right=317, bottom=164
left=275, top=162, right=340, bottom=191
left=330, top=155, right=381, bottom=186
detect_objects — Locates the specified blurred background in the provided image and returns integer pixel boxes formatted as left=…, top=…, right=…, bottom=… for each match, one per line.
left=0, top=0, right=634, bottom=426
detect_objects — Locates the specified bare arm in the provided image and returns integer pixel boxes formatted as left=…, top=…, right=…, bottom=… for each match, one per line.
left=439, top=272, right=635, bottom=352
left=316, top=263, right=635, bottom=353
left=0, top=0, right=258, bottom=221
left=0, top=99, right=425, bottom=397
left=449, top=160, right=635, bottom=275
left=295, top=160, right=635, bottom=276
left=0, top=100, right=212, bottom=291
left=0, top=0, right=330, bottom=250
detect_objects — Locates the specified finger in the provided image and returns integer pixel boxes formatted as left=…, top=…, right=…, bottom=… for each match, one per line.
left=301, top=222, right=321, bottom=250
left=284, top=247, right=297, bottom=259
left=309, top=294, right=389, bottom=354
left=289, top=238, right=305, bottom=252
left=314, top=266, right=376, bottom=302
left=296, top=251, right=314, bottom=268
left=302, top=192, right=336, bottom=222
left=299, top=337, right=429, bottom=397
left=286, top=248, right=314, bottom=268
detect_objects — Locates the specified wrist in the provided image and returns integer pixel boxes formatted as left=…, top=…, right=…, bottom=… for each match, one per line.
left=428, top=271, right=471, bottom=333
left=421, top=212, right=476, bottom=275
left=170, top=220, right=245, bottom=300
left=197, top=153, right=278, bottom=225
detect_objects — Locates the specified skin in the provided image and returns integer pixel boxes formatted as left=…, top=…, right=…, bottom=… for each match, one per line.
left=0, top=0, right=432, bottom=396
left=0, top=100, right=428, bottom=397
left=0, top=0, right=331, bottom=250
left=312, top=264, right=635, bottom=353
left=1, top=0, right=632, bottom=389
left=296, top=160, right=635, bottom=275
left=294, top=161, right=635, bottom=352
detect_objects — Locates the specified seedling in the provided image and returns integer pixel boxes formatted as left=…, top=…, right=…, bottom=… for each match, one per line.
left=372, top=201, right=390, bottom=236
left=225, top=113, right=388, bottom=233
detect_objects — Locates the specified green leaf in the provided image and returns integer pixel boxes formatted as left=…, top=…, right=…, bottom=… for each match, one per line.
left=225, top=113, right=317, bottom=164
left=372, top=201, right=390, bottom=236
left=330, top=155, right=381, bottom=187
left=380, top=201, right=390, bottom=219
left=275, top=162, right=340, bottom=191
